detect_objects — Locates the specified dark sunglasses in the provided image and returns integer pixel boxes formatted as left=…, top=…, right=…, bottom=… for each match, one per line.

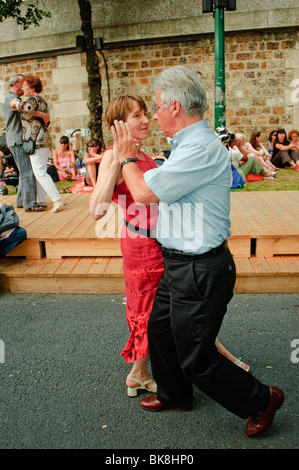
left=87, top=144, right=95, bottom=148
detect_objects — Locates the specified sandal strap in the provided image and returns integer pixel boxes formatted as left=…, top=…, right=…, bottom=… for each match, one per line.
left=127, top=376, right=153, bottom=387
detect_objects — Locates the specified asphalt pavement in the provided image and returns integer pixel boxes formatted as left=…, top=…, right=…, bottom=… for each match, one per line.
left=0, top=292, right=298, bottom=453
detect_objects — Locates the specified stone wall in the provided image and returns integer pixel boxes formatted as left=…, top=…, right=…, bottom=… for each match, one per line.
left=101, top=28, right=298, bottom=153
left=0, top=1, right=298, bottom=154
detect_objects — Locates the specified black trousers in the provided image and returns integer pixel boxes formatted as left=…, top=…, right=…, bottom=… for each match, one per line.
left=148, top=248, right=270, bottom=419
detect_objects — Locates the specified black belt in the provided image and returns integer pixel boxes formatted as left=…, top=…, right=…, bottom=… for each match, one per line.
left=124, top=219, right=156, bottom=239
left=162, top=240, right=228, bottom=260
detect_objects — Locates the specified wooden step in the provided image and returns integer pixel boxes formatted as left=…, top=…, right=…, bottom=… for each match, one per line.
left=0, top=255, right=298, bottom=294
left=0, top=256, right=125, bottom=294
left=234, top=255, right=299, bottom=293
left=1, top=191, right=298, bottom=293
left=230, top=191, right=299, bottom=257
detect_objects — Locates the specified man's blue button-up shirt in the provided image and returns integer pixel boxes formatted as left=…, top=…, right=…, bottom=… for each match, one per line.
left=144, top=120, right=232, bottom=254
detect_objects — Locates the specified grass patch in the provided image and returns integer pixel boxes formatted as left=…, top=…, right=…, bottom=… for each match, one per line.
left=55, top=180, right=75, bottom=192
left=5, top=179, right=75, bottom=196
left=3, top=168, right=299, bottom=196
left=241, top=168, right=299, bottom=191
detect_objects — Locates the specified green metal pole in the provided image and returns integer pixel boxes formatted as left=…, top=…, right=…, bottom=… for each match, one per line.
left=214, top=7, right=226, bottom=128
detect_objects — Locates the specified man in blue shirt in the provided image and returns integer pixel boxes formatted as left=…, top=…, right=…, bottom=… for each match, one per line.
left=145, top=119, right=232, bottom=253
left=111, top=66, right=284, bottom=437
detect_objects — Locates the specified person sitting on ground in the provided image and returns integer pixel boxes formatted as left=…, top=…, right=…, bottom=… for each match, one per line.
left=52, top=136, right=78, bottom=181
left=245, top=131, right=278, bottom=172
left=287, top=129, right=299, bottom=165
left=230, top=133, right=274, bottom=181
left=232, top=132, right=251, bottom=157
left=83, top=138, right=104, bottom=187
left=0, top=206, right=27, bottom=260
left=0, top=150, right=4, bottom=176
left=266, top=130, right=277, bottom=158
left=271, top=128, right=299, bottom=171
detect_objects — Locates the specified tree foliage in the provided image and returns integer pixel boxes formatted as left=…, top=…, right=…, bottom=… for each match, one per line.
left=0, top=0, right=51, bottom=30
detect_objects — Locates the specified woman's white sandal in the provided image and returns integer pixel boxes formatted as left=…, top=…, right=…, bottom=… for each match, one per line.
left=50, top=199, right=66, bottom=213
left=127, top=377, right=157, bottom=397
left=234, top=358, right=250, bottom=372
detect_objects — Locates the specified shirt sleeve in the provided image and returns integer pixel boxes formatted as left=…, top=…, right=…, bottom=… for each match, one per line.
left=144, top=139, right=229, bottom=205
left=230, top=147, right=242, bottom=168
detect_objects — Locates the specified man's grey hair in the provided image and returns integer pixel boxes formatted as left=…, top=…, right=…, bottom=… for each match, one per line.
left=154, top=66, right=208, bottom=117
left=9, top=74, right=25, bottom=87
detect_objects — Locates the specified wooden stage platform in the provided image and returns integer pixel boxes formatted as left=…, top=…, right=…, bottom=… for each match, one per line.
left=0, top=191, right=298, bottom=294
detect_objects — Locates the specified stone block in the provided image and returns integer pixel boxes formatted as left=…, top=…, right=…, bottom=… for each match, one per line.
left=52, top=67, right=88, bottom=86
left=55, top=83, right=84, bottom=102
left=57, top=54, right=82, bottom=68
left=59, top=116, right=85, bottom=133
left=52, top=100, right=89, bottom=119
left=286, top=50, right=299, bottom=69
left=268, top=8, right=299, bottom=28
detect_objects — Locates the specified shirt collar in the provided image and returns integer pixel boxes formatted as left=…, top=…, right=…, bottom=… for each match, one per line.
left=172, top=119, right=208, bottom=145
left=7, top=90, right=19, bottom=99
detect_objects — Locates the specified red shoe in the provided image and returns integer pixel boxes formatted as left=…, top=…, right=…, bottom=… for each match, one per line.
left=294, top=165, right=299, bottom=171
left=245, top=386, right=284, bottom=437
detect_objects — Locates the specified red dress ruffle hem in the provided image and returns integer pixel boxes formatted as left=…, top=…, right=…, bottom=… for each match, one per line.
left=112, top=151, right=164, bottom=364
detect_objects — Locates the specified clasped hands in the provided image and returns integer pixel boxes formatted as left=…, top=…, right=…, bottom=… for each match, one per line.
left=10, top=99, right=19, bottom=110
left=111, top=120, right=139, bottom=167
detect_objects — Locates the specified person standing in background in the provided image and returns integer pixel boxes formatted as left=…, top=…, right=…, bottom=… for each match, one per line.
left=2, top=74, right=45, bottom=211
left=10, top=75, right=66, bottom=213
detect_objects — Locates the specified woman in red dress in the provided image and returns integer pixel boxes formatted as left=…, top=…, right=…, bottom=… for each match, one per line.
left=90, top=94, right=162, bottom=396
left=90, top=94, right=249, bottom=398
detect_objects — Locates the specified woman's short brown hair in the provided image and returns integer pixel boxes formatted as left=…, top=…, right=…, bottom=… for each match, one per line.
left=287, top=129, right=299, bottom=141
left=105, top=94, right=147, bottom=127
left=24, top=75, right=43, bottom=93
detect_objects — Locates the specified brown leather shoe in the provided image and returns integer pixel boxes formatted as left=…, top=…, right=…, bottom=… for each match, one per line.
left=245, top=386, right=284, bottom=437
left=139, top=394, right=192, bottom=412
